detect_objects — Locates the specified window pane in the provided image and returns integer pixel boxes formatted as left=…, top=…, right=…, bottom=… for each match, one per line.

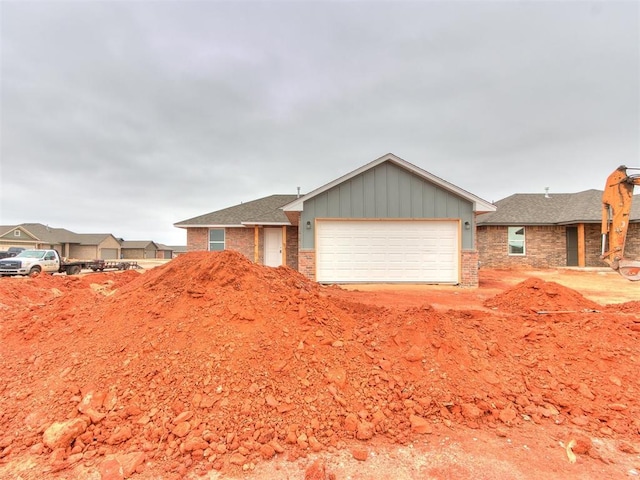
left=209, top=242, right=224, bottom=251
left=209, top=229, right=225, bottom=251
left=209, top=229, right=224, bottom=241
left=507, top=226, right=525, bottom=255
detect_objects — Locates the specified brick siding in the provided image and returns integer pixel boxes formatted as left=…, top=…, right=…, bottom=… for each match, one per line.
left=461, top=250, right=479, bottom=286
left=225, top=228, right=256, bottom=260
left=187, top=228, right=208, bottom=251
left=477, top=223, right=640, bottom=268
left=298, top=250, right=316, bottom=280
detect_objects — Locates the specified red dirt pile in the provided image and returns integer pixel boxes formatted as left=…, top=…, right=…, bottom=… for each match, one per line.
left=1, top=252, right=639, bottom=479
left=483, top=277, right=602, bottom=313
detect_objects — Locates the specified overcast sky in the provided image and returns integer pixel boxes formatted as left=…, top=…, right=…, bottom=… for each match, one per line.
left=1, top=1, right=638, bottom=245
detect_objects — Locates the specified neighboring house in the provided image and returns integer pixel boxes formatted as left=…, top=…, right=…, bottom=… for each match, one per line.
left=0, top=223, right=121, bottom=259
left=156, top=244, right=175, bottom=259
left=120, top=241, right=160, bottom=259
left=168, top=245, right=188, bottom=258
left=476, top=189, right=640, bottom=268
left=174, top=153, right=496, bottom=286
left=71, top=234, right=122, bottom=260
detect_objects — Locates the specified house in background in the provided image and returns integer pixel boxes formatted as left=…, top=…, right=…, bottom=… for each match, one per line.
left=155, top=244, right=175, bottom=259
left=175, top=153, right=496, bottom=286
left=0, top=223, right=121, bottom=259
left=167, top=245, right=188, bottom=258
left=120, top=240, right=160, bottom=259
left=476, top=189, right=640, bottom=268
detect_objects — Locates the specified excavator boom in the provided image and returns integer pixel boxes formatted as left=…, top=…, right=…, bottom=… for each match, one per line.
left=601, top=165, right=640, bottom=280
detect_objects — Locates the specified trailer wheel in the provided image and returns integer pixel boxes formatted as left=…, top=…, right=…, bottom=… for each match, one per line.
left=28, top=266, right=41, bottom=277
left=66, top=265, right=82, bottom=275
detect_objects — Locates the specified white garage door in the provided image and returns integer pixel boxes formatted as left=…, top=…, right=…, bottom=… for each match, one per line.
left=316, top=220, right=459, bottom=283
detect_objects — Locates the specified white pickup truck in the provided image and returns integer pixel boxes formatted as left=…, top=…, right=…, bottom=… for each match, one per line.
left=0, top=249, right=140, bottom=277
left=0, top=249, right=91, bottom=276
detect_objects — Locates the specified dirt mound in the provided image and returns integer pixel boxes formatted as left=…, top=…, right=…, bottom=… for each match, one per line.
left=483, top=277, right=602, bottom=314
left=606, top=300, right=640, bottom=314
left=1, top=258, right=640, bottom=479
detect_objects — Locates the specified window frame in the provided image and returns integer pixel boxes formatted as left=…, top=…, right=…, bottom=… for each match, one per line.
left=507, top=226, right=526, bottom=256
left=208, top=228, right=225, bottom=251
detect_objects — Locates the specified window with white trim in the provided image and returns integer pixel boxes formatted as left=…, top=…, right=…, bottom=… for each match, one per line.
left=209, top=229, right=225, bottom=251
left=14, top=230, right=20, bottom=237
left=508, top=226, right=525, bottom=255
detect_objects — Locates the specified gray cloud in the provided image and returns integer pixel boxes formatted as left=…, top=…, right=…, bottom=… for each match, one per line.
left=1, top=1, right=638, bottom=243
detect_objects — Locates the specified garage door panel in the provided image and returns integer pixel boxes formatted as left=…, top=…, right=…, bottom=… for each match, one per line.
left=316, top=220, right=459, bottom=283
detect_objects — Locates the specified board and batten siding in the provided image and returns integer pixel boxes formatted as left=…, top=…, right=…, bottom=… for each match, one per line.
left=300, top=162, right=474, bottom=249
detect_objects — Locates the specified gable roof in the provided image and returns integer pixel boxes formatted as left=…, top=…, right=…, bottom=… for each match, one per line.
left=4, top=223, right=79, bottom=244
left=477, top=189, right=640, bottom=225
left=282, top=153, right=496, bottom=213
left=174, top=194, right=300, bottom=228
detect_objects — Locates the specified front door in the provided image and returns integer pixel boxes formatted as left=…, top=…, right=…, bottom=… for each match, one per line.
left=566, top=227, right=578, bottom=266
left=264, top=228, right=283, bottom=267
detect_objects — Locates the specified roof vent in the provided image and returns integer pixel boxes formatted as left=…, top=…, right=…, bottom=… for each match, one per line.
left=544, top=187, right=550, bottom=199
left=297, top=186, right=301, bottom=198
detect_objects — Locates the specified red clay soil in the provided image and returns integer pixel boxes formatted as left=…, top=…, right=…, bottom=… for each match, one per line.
left=1, top=251, right=639, bottom=480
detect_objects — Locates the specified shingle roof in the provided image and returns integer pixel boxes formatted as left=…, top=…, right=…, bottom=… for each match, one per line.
left=17, top=223, right=79, bottom=243
left=76, top=233, right=115, bottom=245
left=174, top=194, right=300, bottom=227
left=2, top=224, right=116, bottom=246
left=477, top=190, right=640, bottom=225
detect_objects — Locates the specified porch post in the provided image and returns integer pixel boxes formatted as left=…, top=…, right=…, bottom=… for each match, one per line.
left=254, top=226, right=259, bottom=263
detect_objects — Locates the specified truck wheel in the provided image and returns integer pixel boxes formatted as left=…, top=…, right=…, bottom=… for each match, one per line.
left=28, top=266, right=41, bottom=277
left=66, top=265, right=82, bottom=275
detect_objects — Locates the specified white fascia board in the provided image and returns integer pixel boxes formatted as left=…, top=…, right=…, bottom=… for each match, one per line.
left=241, top=222, right=291, bottom=226
left=282, top=153, right=496, bottom=213
left=173, top=224, right=245, bottom=229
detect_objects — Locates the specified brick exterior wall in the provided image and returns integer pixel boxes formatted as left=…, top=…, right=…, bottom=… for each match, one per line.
left=225, top=228, right=256, bottom=261
left=460, top=250, right=479, bottom=287
left=477, top=223, right=640, bottom=268
left=285, top=227, right=299, bottom=270
left=625, top=223, right=640, bottom=262
left=298, top=250, right=316, bottom=280
left=187, top=228, right=208, bottom=251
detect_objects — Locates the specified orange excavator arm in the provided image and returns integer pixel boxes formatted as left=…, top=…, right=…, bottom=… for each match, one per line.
left=601, top=165, right=640, bottom=280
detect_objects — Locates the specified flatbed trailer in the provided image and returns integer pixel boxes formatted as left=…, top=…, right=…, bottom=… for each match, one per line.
left=0, top=249, right=143, bottom=277
left=88, top=260, right=141, bottom=272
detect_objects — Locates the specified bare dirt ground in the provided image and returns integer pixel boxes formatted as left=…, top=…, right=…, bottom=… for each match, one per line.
left=1, top=253, right=639, bottom=480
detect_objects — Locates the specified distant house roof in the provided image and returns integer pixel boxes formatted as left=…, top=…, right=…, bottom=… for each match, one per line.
left=174, top=194, right=300, bottom=228
left=477, top=190, right=640, bottom=225
left=156, top=243, right=174, bottom=251
left=282, top=153, right=496, bottom=213
left=15, top=223, right=79, bottom=244
left=121, top=240, right=159, bottom=249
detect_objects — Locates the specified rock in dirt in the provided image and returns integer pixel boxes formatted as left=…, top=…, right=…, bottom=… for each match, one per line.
left=409, top=414, right=433, bottom=434
left=42, top=418, right=88, bottom=450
